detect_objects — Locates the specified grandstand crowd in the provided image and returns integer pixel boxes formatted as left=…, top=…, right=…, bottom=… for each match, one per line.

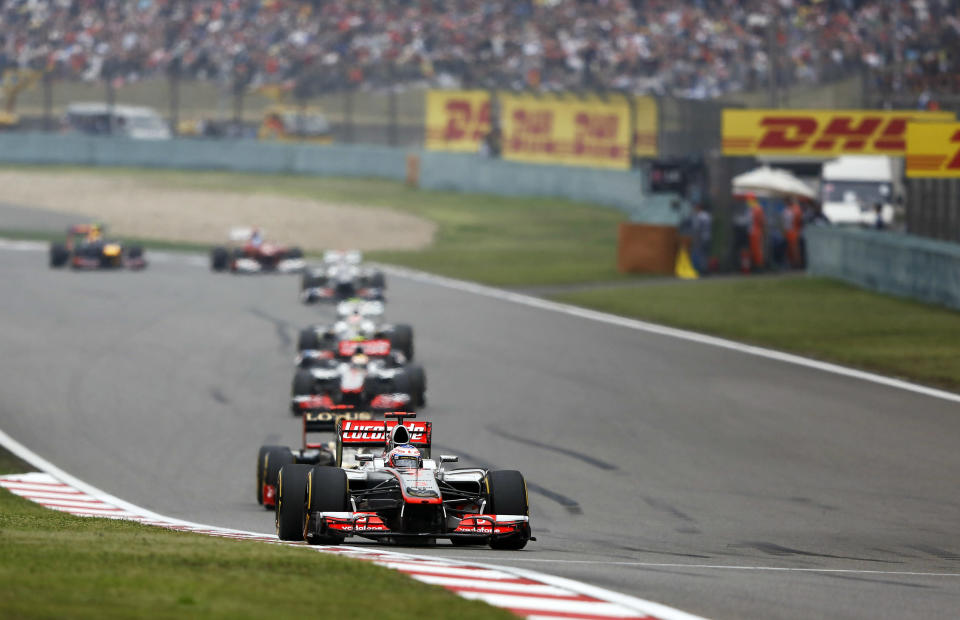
left=1, top=0, right=957, bottom=100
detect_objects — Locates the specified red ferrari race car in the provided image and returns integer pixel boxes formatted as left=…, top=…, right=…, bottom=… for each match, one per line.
left=49, top=224, right=146, bottom=270
left=210, top=227, right=305, bottom=274
left=275, top=413, right=533, bottom=549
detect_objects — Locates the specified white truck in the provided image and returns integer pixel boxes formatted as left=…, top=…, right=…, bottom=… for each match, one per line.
left=819, top=155, right=902, bottom=226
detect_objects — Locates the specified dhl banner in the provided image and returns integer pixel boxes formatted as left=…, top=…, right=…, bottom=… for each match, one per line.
left=425, top=90, right=491, bottom=152
left=501, top=93, right=631, bottom=169
left=722, top=109, right=955, bottom=157
left=906, top=122, right=960, bottom=178
left=633, top=96, right=658, bottom=158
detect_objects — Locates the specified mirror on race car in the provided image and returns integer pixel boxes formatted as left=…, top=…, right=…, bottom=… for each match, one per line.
left=439, top=455, right=459, bottom=463
left=356, top=454, right=374, bottom=462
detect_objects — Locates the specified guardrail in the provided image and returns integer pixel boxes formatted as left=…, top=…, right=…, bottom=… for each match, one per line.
left=806, top=225, right=960, bottom=311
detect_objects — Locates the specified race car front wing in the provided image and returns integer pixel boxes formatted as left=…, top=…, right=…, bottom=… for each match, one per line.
left=307, top=511, right=532, bottom=542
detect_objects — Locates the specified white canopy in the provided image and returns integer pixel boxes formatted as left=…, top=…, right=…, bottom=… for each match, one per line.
left=732, top=166, right=816, bottom=200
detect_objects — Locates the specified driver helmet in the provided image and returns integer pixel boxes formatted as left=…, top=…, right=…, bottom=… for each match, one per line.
left=350, top=353, right=369, bottom=368
left=386, top=444, right=422, bottom=469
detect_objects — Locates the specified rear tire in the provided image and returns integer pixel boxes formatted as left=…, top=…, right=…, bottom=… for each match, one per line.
left=263, top=447, right=294, bottom=510
left=257, top=445, right=286, bottom=505
left=49, top=242, right=69, bottom=268
left=276, top=464, right=312, bottom=541
left=402, top=364, right=426, bottom=408
left=305, top=467, right=349, bottom=545
left=211, top=247, right=228, bottom=271
left=292, top=369, right=316, bottom=398
left=297, top=328, right=321, bottom=351
left=389, top=324, right=414, bottom=360
left=486, top=470, right=529, bottom=550
left=370, top=270, right=386, bottom=289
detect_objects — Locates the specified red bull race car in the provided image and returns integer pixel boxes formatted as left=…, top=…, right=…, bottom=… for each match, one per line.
left=275, top=413, right=533, bottom=549
left=49, top=224, right=146, bottom=270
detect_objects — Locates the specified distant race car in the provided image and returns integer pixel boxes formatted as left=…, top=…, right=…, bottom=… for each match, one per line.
left=298, top=299, right=414, bottom=359
left=49, top=224, right=146, bottom=270
left=211, top=227, right=305, bottom=274
left=292, top=338, right=426, bottom=410
left=301, top=250, right=385, bottom=303
left=275, top=412, right=533, bottom=549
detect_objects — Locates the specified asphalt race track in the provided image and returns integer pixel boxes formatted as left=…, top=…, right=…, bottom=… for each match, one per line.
left=1, top=245, right=959, bottom=619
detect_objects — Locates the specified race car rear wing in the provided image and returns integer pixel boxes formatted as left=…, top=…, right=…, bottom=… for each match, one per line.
left=337, top=339, right=391, bottom=357
left=335, top=416, right=431, bottom=464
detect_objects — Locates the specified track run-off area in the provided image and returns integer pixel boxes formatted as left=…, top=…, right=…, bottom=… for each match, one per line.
left=1, top=240, right=959, bottom=619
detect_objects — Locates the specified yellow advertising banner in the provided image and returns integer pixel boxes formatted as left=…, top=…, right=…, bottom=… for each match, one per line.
left=722, top=109, right=955, bottom=157
left=424, top=90, right=491, bottom=152
left=500, top=93, right=631, bottom=169
left=906, top=121, right=960, bottom=178
left=633, top=96, right=658, bottom=158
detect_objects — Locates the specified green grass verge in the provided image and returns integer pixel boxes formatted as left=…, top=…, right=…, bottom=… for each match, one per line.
left=0, top=484, right=511, bottom=619
left=554, top=277, right=960, bottom=391
left=0, top=447, right=32, bottom=476
left=3, top=165, right=631, bottom=287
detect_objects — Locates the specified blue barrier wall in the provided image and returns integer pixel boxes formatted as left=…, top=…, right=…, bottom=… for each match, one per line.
left=418, top=151, right=645, bottom=215
left=806, top=225, right=960, bottom=311
left=0, top=133, right=410, bottom=180
left=0, top=133, right=654, bottom=216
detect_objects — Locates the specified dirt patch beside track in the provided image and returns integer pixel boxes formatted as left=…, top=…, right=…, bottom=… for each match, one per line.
left=0, top=169, right=435, bottom=251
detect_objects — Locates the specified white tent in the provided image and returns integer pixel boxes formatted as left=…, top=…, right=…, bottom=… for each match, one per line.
left=732, top=166, right=816, bottom=200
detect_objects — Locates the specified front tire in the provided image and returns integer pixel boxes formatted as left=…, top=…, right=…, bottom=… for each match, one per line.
left=257, top=445, right=286, bottom=505
left=211, top=246, right=228, bottom=271
left=389, top=324, right=414, bottom=360
left=292, top=369, right=315, bottom=398
left=49, top=242, right=69, bottom=268
left=305, top=466, right=349, bottom=545
left=276, top=464, right=313, bottom=541
left=486, top=470, right=530, bottom=550
left=263, top=447, right=294, bottom=510
left=297, top=328, right=321, bottom=351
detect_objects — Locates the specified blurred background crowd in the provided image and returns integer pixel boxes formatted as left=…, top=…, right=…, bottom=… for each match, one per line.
left=1, top=0, right=957, bottom=101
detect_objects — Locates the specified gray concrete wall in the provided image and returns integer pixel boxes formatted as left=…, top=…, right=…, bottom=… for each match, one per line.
left=806, top=225, right=960, bottom=310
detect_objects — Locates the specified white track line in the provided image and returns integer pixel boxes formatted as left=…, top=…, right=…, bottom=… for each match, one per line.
left=0, top=428, right=704, bottom=620
left=379, top=265, right=960, bottom=405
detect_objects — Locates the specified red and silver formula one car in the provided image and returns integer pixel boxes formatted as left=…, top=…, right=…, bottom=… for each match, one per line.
left=210, top=227, right=305, bottom=274
left=49, top=224, right=146, bottom=270
left=275, top=413, right=533, bottom=549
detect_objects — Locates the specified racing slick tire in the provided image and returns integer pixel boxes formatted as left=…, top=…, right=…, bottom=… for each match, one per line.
left=389, top=324, right=414, bottom=360
left=211, top=246, right=229, bottom=271
left=301, top=272, right=326, bottom=291
left=405, top=364, right=426, bottom=408
left=49, top=243, right=69, bottom=268
left=305, top=466, right=349, bottom=545
left=370, top=270, right=386, bottom=289
left=257, top=445, right=286, bottom=505
left=297, top=328, right=321, bottom=352
left=485, top=470, right=530, bottom=550
left=276, top=464, right=313, bottom=541
left=263, top=447, right=295, bottom=510
left=292, top=369, right=316, bottom=403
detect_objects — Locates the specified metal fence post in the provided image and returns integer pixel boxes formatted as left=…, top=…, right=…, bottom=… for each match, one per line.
left=42, top=71, right=52, bottom=131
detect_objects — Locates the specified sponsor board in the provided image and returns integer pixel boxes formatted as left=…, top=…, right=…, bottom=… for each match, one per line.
left=500, top=93, right=632, bottom=169
left=906, top=121, right=960, bottom=178
left=722, top=109, right=955, bottom=156
left=424, top=90, right=491, bottom=153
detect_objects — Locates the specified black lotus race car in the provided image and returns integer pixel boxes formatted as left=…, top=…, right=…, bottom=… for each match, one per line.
left=49, top=224, right=146, bottom=270
left=275, top=413, right=533, bottom=549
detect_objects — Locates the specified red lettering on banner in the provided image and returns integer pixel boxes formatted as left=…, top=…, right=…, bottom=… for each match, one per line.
left=812, top=116, right=883, bottom=150
left=443, top=99, right=491, bottom=141
left=947, top=130, right=960, bottom=170
left=510, top=108, right=555, bottom=154
left=573, top=112, right=622, bottom=159
left=756, top=117, right=818, bottom=149
left=874, top=118, right=908, bottom=151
